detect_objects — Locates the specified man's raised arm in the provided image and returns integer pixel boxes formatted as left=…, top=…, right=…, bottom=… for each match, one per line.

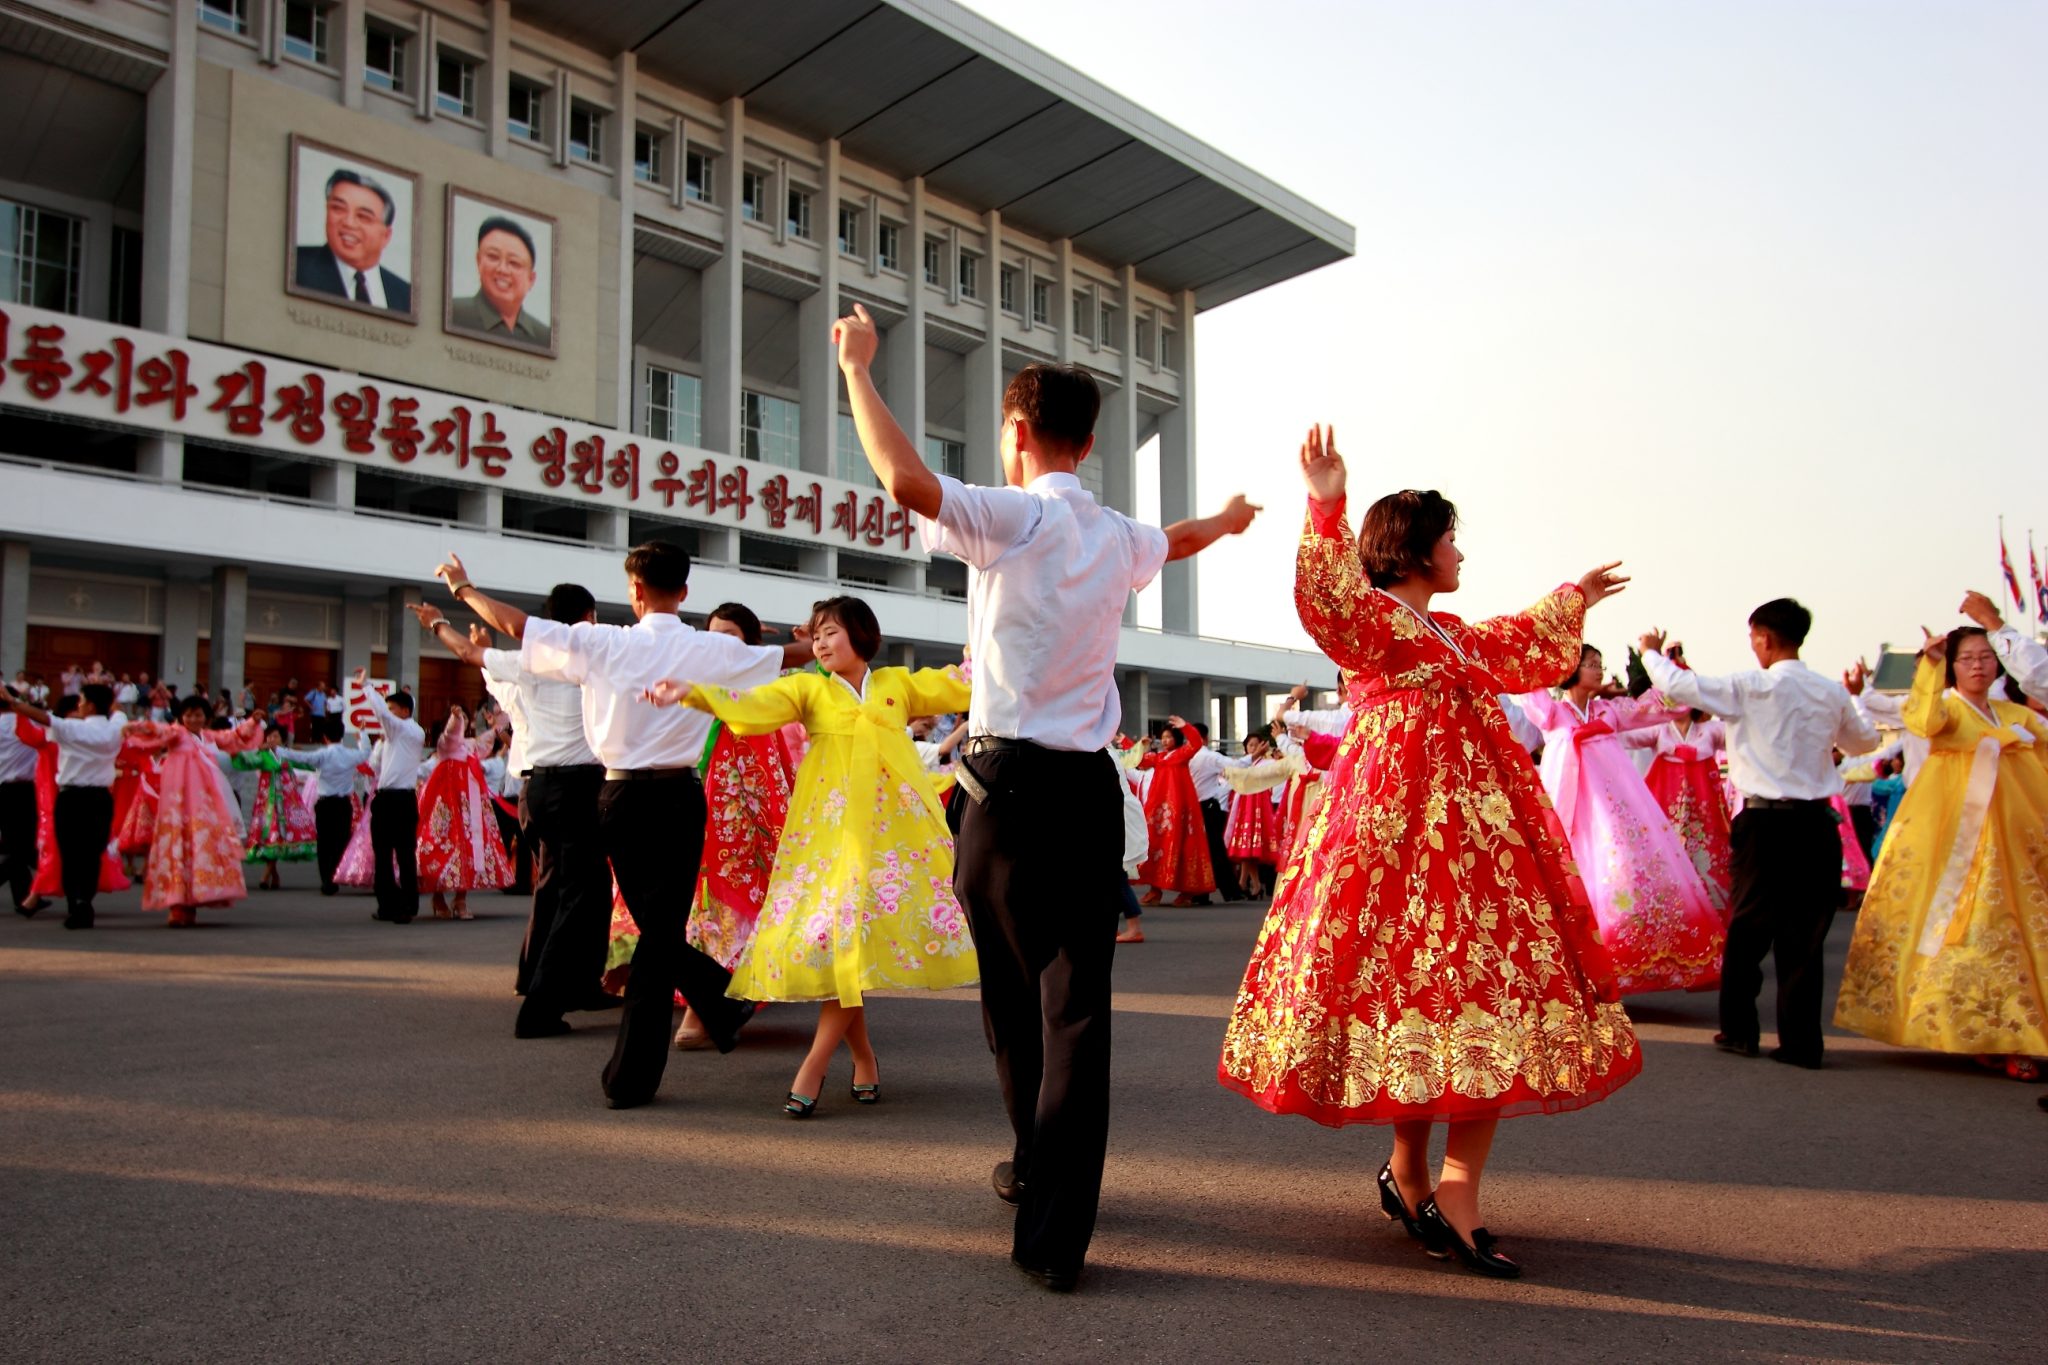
left=433, top=552, right=529, bottom=640
left=1164, top=495, right=1262, bottom=562
left=835, top=304, right=942, bottom=519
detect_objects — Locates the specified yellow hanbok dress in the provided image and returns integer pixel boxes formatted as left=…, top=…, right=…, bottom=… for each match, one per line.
left=1834, top=658, right=2048, bottom=1056
left=681, top=664, right=977, bottom=1006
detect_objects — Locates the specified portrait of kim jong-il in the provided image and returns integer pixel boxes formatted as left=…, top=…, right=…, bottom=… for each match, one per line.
left=444, top=188, right=555, bottom=357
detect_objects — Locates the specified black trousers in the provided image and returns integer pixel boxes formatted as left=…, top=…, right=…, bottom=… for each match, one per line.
left=517, top=765, right=609, bottom=1024
left=599, top=775, right=745, bottom=1106
left=313, top=795, right=353, bottom=892
left=1722, top=804, right=1842, bottom=1063
left=1848, top=804, right=1879, bottom=859
left=1, top=778, right=36, bottom=908
left=369, top=789, right=419, bottom=921
left=955, top=742, right=1124, bottom=1274
left=1201, top=797, right=1237, bottom=899
left=55, top=786, right=114, bottom=910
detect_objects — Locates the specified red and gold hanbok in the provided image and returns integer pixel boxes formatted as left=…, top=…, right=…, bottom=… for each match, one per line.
left=1137, top=724, right=1215, bottom=895
left=1219, top=496, right=1640, bottom=1126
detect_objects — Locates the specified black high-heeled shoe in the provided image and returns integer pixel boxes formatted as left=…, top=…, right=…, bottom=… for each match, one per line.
left=1417, top=1197, right=1521, bottom=1279
left=783, top=1091, right=817, bottom=1118
left=1377, top=1163, right=1449, bottom=1258
left=850, top=1082, right=879, bottom=1105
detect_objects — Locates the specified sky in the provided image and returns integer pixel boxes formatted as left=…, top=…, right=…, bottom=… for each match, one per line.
left=966, top=0, right=2048, bottom=679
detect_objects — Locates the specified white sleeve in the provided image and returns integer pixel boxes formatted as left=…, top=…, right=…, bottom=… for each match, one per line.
left=1991, top=627, right=2048, bottom=704
left=1124, top=516, right=1170, bottom=593
left=1496, top=694, right=1544, bottom=754
left=1643, top=650, right=1744, bottom=719
left=688, top=633, right=786, bottom=691
left=521, top=619, right=607, bottom=685
left=915, top=476, right=1038, bottom=569
left=1856, top=690, right=1904, bottom=725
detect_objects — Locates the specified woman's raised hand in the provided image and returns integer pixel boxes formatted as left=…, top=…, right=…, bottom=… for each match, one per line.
left=644, top=678, right=692, bottom=707
left=1919, top=626, right=1947, bottom=663
left=1300, top=424, right=1345, bottom=504
left=1576, top=562, right=1630, bottom=609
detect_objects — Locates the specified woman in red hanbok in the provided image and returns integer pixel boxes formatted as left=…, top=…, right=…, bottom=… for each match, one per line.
left=1219, top=427, right=1639, bottom=1279
left=122, top=698, right=261, bottom=925
left=18, top=709, right=130, bottom=911
left=1222, top=729, right=1286, bottom=897
left=1136, top=718, right=1215, bottom=906
left=415, top=706, right=514, bottom=919
left=1627, top=711, right=1733, bottom=913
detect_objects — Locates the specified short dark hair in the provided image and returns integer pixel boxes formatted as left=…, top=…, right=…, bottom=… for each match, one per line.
left=1358, top=490, right=1458, bottom=589
left=324, top=168, right=397, bottom=226
left=1560, top=642, right=1602, bottom=688
left=476, top=215, right=537, bottom=265
left=264, top=721, right=285, bottom=739
left=1002, top=364, right=1100, bottom=452
left=541, top=582, right=596, bottom=624
left=81, top=682, right=115, bottom=714
left=387, top=691, right=414, bottom=713
left=176, top=694, right=212, bottom=720
left=1192, top=720, right=1210, bottom=740
left=1944, top=626, right=2004, bottom=690
left=624, top=540, right=692, bottom=596
left=324, top=716, right=346, bottom=742
left=807, top=596, right=881, bottom=662
left=1748, top=598, right=1812, bottom=647
left=708, top=602, right=765, bottom=646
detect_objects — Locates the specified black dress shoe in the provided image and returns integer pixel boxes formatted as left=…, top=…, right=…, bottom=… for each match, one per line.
left=320, top=884, right=338, bottom=896
left=1768, top=1047, right=1823, bottom=1071
left=1416, top=1198, right=1521, bottom=1279
left=14, top=898, right=40, bottom=919
left=62, top=903, right=93, bottom=930
left=604, top=1087, right=655, bottom=1110
left=709, top=1000, right=758, bottom=1054
left=1011, top=1255, right=1078, bottom=1293
left=569, top=993, right=626, bottom=1013
left=992, top=1161, right=1024, bottom=1207
left=1713, top=1032, right=1760, bottom=1058
left=1378, top=1162, right=1449, bottom=1258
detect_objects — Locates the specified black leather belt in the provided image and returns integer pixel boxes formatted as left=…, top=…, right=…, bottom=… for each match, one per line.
left=1742, top=795, right=1828, bottom=810
left=528, top=763, right=603, bottom=774
left=603, top=766, right=699, bottom=782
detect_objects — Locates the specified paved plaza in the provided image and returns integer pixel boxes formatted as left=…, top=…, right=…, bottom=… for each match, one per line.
left=3, top=871, right=2041, bottom=1362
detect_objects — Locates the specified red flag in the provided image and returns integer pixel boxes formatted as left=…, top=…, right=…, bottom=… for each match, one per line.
left=2033, top=533, right=2047, bottom=620
left=2001, top=523, right=2025, bottom=611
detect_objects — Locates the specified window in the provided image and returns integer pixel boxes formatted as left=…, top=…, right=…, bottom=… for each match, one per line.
left=999, top=266, right=1018, bottom=315
left=922, top=236, right=942, bottom=287
left=633, top=129, right=664, bottom=185
left=876, top=220, right=901, bottom=272
left=282, top=2, right=330, bottom=64
left=199, top=0, right=249, bottom=37
left=435, top=52, right=477, bottom=119
left=364, top=22, right=408, bottom=94
left=923, top=435, right=965, bottom=481
left=740, top=391, right=800, bottom=469
left=957, top=250, right=979, bottom=300
left=741, top=169, right=770, bottom=223
left=1161, top=327, right=1180, bottom=371
left=837, top=204, right=862, bottom=258
left=1031, top=279, right=1050, bottom=326
left=685, top=148, right=713, bottom=203
left=507, top=78, right=546, bottom=143
left=110, top=225, right=143, bottom=327
left=644, top=365, right=702, bottom=447
left=786, top=187, right=812, bottom=240
left=1099, top=301, right=1117, bottom=345
left=0, top=199, right=85, bottom=314
left=835, top=413, right=878, bottom=488
left=1072, top=290, right=1092, bottom=341
left=1135, top=317, right=1154, bottom=362
left=569, top=103, right=605, bottom=165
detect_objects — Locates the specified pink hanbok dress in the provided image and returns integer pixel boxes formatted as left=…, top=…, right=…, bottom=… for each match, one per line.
left=122, top=720, right=259, bottom=914
left=1518, top=691, right=1726, bottom=994
left=1627, top=717, right=1733, bottom=913
left=415, top=716, right=514, bottom=892
left=1830, top=795, right=1872, bottom=892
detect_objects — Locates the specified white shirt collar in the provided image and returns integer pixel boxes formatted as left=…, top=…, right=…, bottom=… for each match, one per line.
left=1026, top=472, right=1083, bottom=494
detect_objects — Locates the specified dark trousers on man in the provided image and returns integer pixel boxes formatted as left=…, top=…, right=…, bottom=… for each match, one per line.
left=1848, top=803, right=1879, bottom=860
left=955, top=741, right=1124, bottom=1277
left=313, top=795, right=353, bottom=894
left=598, top=773, right=748, bottom=1107
left=1721, top=802, right=1842, bottom=1065
left=1, top=778, right=36, bottom=910
left=516, top=765, right=609, bottom=1031
left=54, top=785, right=114, bottom=924
left=1201, top=797, right=1237, bottom=900
left=369, top=789, right=419, bottom=922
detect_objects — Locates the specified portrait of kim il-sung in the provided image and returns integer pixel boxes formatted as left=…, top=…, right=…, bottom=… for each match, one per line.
left=444, top=187, right=556, bottom=358
left=286, top=136, right=419, bottom=322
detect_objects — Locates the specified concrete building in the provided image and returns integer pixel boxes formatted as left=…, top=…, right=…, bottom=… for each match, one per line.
left=0, top=0, right=1353, bottom=734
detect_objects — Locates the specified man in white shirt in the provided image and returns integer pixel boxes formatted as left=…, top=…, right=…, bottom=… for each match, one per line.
left=834, top=302, right=1259, bottom=1292
left=1641, top=599, right=1878, bottom=1070
left=436, top=542, right=812, bottom=1108
left=1, top=683, right=125, bottom=928
left=354, top=669, right=426, bottom=924
left=413, top=588, right=616, bottom=1041
left=1, top=691, right=40, bottom=914
left=279, top=717, right=364, bottom=895
left=1186, top=720, right=1249, bottom=902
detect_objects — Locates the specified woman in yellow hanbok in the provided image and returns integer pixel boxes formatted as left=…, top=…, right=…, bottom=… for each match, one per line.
left=1834, top=626, right=2048, bottom=1077
left=650, top=596, right=975, bottom=1117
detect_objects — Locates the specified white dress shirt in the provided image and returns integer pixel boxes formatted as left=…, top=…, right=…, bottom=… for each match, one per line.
left=918, top=472, right=1168, bottom=753
left=49, top=712, right=126, bottom=787
left=481, top=647, right=598, bottom=772
left=521, top=613, right=784, bottom=771
left=1853, top=690, right=1931, bottom=787
left=362, top=687, right=426, bottom=790
left=1295, top=706, right=1352, bottom=737
left=1495, top=694, right=1544, bottom=754
left=1989, top=627, right=2048, bottom=705
left=280, top=741, right=365, bottom=798
left=1644, top=651, right=1878, bottom=801
left=0, top=713, right=37, bottom=784
left=331, top=248, right=388, bottom=309
left=1188, top=745, right=1249, bottom=805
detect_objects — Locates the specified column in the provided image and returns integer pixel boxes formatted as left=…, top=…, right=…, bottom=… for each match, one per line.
left=310, top=462, right=356, bottom=508
left=1244, top=683, right=1268, bottom=735
left=797, top=137, right=843, bottom=477
left=962, top=208, right=1004, bottom=487
left=139, top=0, right=198, bottom=483
left=1172, top=676, right=1213, bottom=730
left=1117, top=668, right=1150, bottom=740
left=1098, top=263, right=1140, bottom=518
left=887, top=642, right=916, bottom=670
left=457, top=488, right=503, bottom=531
left=700, top=98, right=747, bottom=456
left=385, top=584, right=422, bottom=691
left=883, top=176, right=927, bottom=460
left=0, top=542, right=28, bottom=679
left=1157, top=288, right=1198, bottom=634
left=338, top=0, right=367, bottom=112
left=158, top=577, right=202, bottom=694
left=1053, top=238, right=1077, bottom=365
left=586, top=508, right=628, bottom=550
left=611, top=51, right=638, bottom=430
left=1216, top=689, right=1239, bottom=744
left=209, top=565, right=248, bottom=701
left=340, top=595, right=377, bottom=676
left=485, top=0, right=511, bottom=159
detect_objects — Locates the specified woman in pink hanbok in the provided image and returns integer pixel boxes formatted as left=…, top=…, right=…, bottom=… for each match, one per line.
left=1518, top=646, right=1725, bottom=994
left=414, top=706, right=514, bottom=920
left=1626, top=709, right=1733, bottom=913
left=335, top=769, right=379, bottom=889
left=121, top=698, right=262, bottom=926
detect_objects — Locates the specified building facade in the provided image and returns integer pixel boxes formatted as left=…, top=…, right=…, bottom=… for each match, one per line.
left=0, top=0, right=1353, bottom=733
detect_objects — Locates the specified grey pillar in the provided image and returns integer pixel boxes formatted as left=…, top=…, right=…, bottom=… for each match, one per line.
left=887, top=642, right=916, bottom=671
left=341, top=594, right=377, bottom=676
left=138, top=0, right=197, bottom=483
left=209, top=564, right=248, bottom=700
left=587, top=508, right=628, bottom=550
left=1054, top=238, right=1076, bottom=365
left=458, top=487, right=503, bottom=531
left=797, top=138, right=842, bottom=478
left=962, top=207, right=1004, bottom=487
left=1118, top=668, right=1150, bottom=740
left=0, top=541, right=28, bottom=678
left=1157, top=288, right=1198, bottom=634
left=1098, top=263, right=1140, bottom=518
left=610, top=50, right=637, bottom=430
left=310, top=462, right=356, bottom=508
left=701, top=98, right=746, bottom=456
left=385, top=584, right=422, bottom=692
left=884, top=177, right=928, bottom=462
left=1245, top=684, right=1269, bottom=735
left=338, top=0, right=367, bottom=111
left=1216, top=690, right=1239, bottom=743
left=485, top=0, right=511, bottom=159
left=159, top=577, right=202, bottom=694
